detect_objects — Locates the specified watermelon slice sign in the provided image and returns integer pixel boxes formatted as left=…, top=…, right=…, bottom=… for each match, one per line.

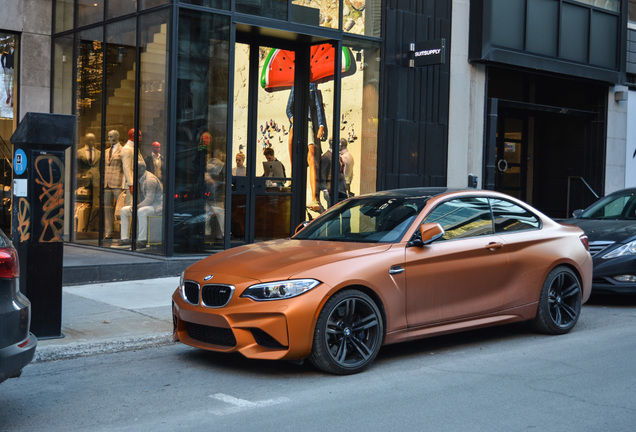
left=260, top=44, right=356, bottom=91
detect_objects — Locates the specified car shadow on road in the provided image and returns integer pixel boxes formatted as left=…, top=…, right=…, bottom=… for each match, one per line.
left=179, top=347, right=319, bottom=376
left=376, top=322, right=531, bottom=363
left=176, top=322, right=537, bottom=376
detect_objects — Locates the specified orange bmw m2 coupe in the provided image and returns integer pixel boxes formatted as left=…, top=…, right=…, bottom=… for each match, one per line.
left=172, top=188, right=592, bottom=374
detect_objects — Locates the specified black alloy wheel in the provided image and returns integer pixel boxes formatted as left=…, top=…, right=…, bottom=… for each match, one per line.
left=309, top=290, right=384, bottom=375
left=531, top=266, right=582, bottom=335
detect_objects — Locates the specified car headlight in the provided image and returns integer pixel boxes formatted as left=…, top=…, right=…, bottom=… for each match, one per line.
left=241, top=279, right=320, bottom=301
left=602, top=240, right=636, bottom=259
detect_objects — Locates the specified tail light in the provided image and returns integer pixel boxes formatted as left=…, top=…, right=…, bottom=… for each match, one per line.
left=0, top=247, right=19, bottom=279
left=579, top=235, right=590, bottom=252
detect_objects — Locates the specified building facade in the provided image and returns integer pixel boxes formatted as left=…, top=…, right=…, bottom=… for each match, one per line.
left=0, top=0, right=634, bottom=257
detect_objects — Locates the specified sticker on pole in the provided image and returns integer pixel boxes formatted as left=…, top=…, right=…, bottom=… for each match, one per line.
left=14, top=149, right=27, bottom=175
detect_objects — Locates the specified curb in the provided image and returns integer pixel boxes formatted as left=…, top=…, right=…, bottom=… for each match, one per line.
left=33, top=333, right=174, bottom=363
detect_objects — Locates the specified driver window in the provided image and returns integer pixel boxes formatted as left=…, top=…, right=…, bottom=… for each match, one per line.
left=424, top=197, right=493, bottom=241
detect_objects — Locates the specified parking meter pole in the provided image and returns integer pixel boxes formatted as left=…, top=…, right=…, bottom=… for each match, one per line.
left=10, top=113, right=75, bottom=339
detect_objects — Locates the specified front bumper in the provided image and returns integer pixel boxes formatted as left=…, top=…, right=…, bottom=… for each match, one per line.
left=171, top=286, right=325, bottom=361
left=591, top=255, right=636, bottom=294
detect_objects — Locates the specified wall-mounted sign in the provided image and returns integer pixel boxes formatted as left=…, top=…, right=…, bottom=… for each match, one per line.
left=14, top=148, right=27, bottom=175
left=409, top=39, right=446, bottom=67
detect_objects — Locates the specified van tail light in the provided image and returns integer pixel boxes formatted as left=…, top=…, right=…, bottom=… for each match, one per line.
left=0, top=247, right=20, bottom=279
left=579, top=235, right=590, bottom=252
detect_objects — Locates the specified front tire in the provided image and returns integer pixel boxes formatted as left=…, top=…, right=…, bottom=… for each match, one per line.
left=531, top=266, right=582, bottom=334
left=309, top=290, right=384, bottom=375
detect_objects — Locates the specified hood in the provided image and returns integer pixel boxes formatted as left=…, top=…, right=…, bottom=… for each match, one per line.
left=562, top=218, right=636, bottom=244
left=186, top=239, right=393, bottom=282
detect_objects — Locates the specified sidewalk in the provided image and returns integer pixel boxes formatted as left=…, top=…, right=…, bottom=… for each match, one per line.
left=34, top=277, right=179, bottom=363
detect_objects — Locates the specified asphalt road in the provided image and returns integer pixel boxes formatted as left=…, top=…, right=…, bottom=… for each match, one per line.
left=2, top=296, right=635, bottom=432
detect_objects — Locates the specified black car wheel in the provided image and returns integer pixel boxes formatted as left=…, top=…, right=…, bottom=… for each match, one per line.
left=309, top=290, right=384, bottom=375
left=531, top=266, right=582, bottom=334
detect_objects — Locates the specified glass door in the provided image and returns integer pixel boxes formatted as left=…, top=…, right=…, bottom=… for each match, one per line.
left=231, top=39, right=338, bottom=245
left=495, top=116, right=527, bottom=201
left=231, top=41, right=295, bottom=244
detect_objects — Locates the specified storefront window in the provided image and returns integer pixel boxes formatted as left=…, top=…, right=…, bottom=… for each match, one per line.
left=138, top=10, right=170, bottom=253
left=175, top=10, right=230, bottom=254
left=100, top=18, right=137, bottom=249
left=236, top=0, right=287, bottom=20
left=340, top=41, right=380, bottom=198
left=180, top=0, right=230, bottom=9
left=0, top=33, right=17, bottom=234
left=572, top=0, right=619, bottom=12
left=53, top=36, right=74, bottom=116
left=141, top=0, right=171, bottom=9
left=107, top=0, right=137, bottom=19
left=55, top=0, right=75, bottom=34
left=344, top=0, right=382, bottom=37
left=291, top=0, right=326, bottom=27
left=74, top=28, right=104, bottom=242
left=78, top=0, right=105, bottom=28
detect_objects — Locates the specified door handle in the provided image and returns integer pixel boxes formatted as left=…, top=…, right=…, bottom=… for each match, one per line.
left=485, top=242, right=504, bottom=251
left=389, top=266, right=405, bottom=275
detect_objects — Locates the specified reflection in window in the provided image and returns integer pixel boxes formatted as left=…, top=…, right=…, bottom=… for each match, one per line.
left=55, top=0, right=74, bottom=34
left=106, top=0, right=136, bottom=19
left=181, top=0, right=230, bottom=9
left=236, top=0, right=287, bottom=20
left=53, top=36, right=73, bottom=115
left=344, top=0, right=382, bottom=37
left=572, top=0, right=619, bottom=12
left=340, top=41, right=380, bottom=200
left=175, top=10, right=230, bottom=254
left=425, top=198, right=494, bottom=240
left=140, top=0, right=171, bottom=10
left=77, top=0, right=104, bottom=27
left=491, top=198, right=541, bottom=232
left=0, top=33, right=17, bottom=233
left=137, top=11, right=170, bottom=254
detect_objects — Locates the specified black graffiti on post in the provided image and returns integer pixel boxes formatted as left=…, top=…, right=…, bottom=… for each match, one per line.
left=34, top=154, right=65, bottom=242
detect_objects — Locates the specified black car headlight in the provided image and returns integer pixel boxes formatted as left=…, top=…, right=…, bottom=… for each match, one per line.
left=241, top=279, right=320, bottom=301
left=602, top=240, right=636, bottom=259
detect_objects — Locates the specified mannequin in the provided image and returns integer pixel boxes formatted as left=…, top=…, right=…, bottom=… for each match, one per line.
left=121, top=128, right=146, bottom=206
left=116, top=162, right=163, bottom=248
left=103, top=130, right=124, bottom=239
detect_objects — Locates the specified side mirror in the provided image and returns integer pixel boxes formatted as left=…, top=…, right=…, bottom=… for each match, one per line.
left=294, top=221, right=310, bottom=234
left=410, top=223, right=444, bottom=247
left=572, top=209, right=584, bottom=218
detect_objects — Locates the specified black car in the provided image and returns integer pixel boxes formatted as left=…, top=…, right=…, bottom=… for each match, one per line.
left=563, top=187, right=636, bottom=294
left=0, top=229, right=37, bottom=383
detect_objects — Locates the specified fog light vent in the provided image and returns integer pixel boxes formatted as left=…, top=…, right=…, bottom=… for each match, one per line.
left=613, top=275, right=636, bottom=283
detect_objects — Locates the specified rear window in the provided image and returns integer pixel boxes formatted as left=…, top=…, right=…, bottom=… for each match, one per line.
left=490, top=198, right=541, bottom=233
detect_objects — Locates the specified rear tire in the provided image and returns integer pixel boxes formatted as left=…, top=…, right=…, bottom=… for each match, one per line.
left=531, top=266, right=582, bottom=334
left=309, top=290, right=384, bottom=375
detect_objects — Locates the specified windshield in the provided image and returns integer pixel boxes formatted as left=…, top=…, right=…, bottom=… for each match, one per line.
left=579, top=190, right=636, bottom=220
left=294, top=195, right=429, bottom=243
